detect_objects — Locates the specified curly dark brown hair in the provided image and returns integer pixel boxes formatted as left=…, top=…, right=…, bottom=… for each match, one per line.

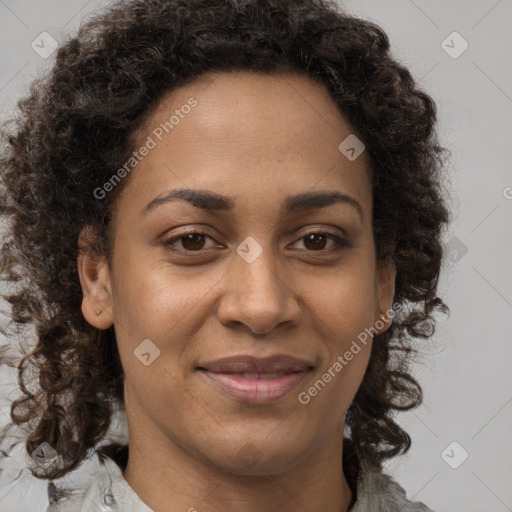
left=0, top=0, right=451, bottom=482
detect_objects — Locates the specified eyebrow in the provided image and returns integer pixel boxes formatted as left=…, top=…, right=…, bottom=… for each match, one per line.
left=141, top=188, right=364, bottom=221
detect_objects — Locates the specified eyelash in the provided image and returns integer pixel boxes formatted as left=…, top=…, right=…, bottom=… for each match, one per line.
left=161, top=230, right=350, bottom=254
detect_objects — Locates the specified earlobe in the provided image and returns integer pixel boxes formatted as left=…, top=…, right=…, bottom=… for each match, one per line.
left=375, top=253, right=396, bottom=334
left=77, top=227, right=114, bottom=330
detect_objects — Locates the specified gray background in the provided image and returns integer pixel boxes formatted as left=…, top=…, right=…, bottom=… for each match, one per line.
left=0, top=1, right=511, bottom=511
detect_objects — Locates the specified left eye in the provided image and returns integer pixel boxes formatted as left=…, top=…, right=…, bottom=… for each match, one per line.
left=297, top=232, right=349, bottom=251
left=162, top=231, right=348, bottom=253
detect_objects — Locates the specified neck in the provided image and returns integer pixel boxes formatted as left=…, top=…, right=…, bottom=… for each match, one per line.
left=122, top=421, right=356, bottom=512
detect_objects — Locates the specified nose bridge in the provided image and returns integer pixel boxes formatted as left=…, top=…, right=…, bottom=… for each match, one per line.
left=239, top=241, right=281, bottom=297
left=217, top=234, right=300, bottom=333
left=237, top=234, right=285, bottom=304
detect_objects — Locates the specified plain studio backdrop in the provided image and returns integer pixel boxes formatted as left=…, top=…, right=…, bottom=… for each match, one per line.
left=0, top=1, right=511, bottom=511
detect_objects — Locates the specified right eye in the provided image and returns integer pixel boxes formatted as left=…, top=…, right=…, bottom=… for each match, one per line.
left=161, top=231, right=222, bottom=252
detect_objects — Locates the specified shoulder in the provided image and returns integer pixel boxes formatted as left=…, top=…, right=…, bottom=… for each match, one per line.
left=46, top=452, right=150, bottom=512
left=351, top=467, right=436, bottom=512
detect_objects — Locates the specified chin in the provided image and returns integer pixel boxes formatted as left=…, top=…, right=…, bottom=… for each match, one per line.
left=198, top=436, right=308, bottom=477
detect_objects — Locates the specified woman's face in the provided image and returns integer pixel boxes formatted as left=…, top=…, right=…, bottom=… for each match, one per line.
left=79, top=71, right=395, bottom=475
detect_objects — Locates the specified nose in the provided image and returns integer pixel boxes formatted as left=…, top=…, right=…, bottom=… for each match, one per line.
left=215, top=245, right=302, bottom=335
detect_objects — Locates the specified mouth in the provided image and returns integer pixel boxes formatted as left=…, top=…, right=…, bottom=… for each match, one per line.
left=197, top=355, right=314, bottom=403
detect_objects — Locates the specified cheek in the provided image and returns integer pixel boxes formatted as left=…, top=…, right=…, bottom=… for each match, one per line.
left=110, top=257, right=228, bottom=387
left=301, top=332, right=372, bottom=419
left=110, top=254, right=199, bottom=335
left=305, top=263, right=378, bottom=337
left=301, top=263, right=377, bottom=392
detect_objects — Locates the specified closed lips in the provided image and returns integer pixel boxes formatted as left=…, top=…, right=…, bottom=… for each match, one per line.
left=197, top=355, right=314, bottom=374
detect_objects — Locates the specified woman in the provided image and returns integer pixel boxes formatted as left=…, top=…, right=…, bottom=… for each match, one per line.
left=0, top=0, right=451, bottom=510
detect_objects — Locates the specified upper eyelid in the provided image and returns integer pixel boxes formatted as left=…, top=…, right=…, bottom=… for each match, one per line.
left=163, top=229, right=347, bottom=249
left=164, top=222, right=348, bottom=239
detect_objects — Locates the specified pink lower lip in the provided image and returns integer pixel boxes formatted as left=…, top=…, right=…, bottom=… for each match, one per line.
left=200, top=370, right=309, bottom=403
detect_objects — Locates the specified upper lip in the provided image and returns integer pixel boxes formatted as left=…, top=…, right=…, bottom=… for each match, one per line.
left=197, top=355, right=314, bottom=374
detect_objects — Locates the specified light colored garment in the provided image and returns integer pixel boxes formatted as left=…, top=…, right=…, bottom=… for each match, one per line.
left=46, top=453, right=435, bottom=512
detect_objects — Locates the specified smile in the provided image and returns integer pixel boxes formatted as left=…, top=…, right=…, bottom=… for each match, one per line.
left=199, top=370, right=310, bottom=403
left=196, top=354, right=314, bottom=403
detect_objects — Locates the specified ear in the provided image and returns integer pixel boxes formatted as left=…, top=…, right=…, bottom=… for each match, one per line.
left=77, top=226, right=114, bottom=330
left=374, top=249, right=396, bottom=334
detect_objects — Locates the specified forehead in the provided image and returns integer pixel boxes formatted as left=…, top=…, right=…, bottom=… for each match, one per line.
left=140, top=70, right=363, bottom=149
left=116, top=71, right=371, bottom=221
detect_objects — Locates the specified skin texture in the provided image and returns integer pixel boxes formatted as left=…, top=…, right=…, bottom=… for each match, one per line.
left=77, top=71, right=396, bottom=512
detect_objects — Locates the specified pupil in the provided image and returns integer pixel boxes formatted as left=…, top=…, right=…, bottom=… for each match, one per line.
left=183, top=234, right=204, bottom=250
left=306, top=234, right=326, bottom=250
